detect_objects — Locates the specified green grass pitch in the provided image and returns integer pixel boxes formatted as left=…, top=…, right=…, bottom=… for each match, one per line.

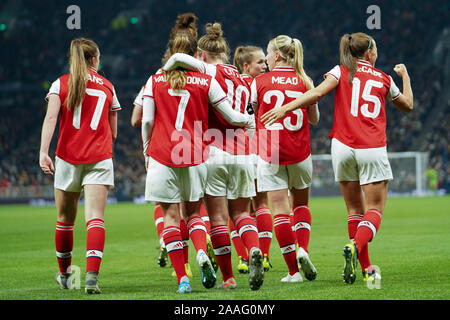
left=0, top=196, right=449, bottom=300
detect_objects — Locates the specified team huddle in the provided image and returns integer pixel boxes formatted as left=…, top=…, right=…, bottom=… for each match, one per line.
left=39, top=13, right=413, bottom=294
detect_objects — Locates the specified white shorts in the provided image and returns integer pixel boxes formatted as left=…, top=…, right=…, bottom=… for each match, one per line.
left=54, top=156, right=114, bottom=192
left=145, top=157, right=207, bottom=203
left=256, top=155, right=313, bottom=192
left=331, top=138, right=393, bottom=185
left=205, top=147, right=256, bottom=199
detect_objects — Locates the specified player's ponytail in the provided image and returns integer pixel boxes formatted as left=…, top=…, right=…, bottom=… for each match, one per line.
left=270, top=35, right=312, bottom=90
left=66, top=38, right=99, bottom=111
left=198, top=22, right=230, bottom=63
left=165, top=32, right=198, bottom=90
left=162, top=13, right=199, bottom=65
left=340, top=32, right=374, bottom=84
left=233, top=45, right=263, bottom=74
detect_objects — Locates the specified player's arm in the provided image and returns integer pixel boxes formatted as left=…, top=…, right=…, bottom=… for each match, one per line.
left=131, top=105, right=143, bottom=127
left=39, top=94, right=61, bottom=175
left=131, top=86, right=144, bottom=127
left=163, top=53, right=208, bottom=74
left=390, top=64, right=413, bottom=113
left=306, top=79, right=320, bottom=126
left=109, top=87, right=121, bottom=141
left=141, top=77, right=155, bottom=167
left=261, top=75, right=337, bottom=126
left=108, top=111, right=118, bottom=141
left=209, top=78, right=255, bottom=129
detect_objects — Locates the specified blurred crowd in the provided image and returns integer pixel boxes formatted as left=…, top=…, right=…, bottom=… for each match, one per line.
left=0, top=0, right=448, bottom=198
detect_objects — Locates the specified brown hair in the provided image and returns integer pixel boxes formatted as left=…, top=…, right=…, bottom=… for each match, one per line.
left=197, top=22, right=230, bottom=63
left=66, top=38, right=99, bottom=111
left=269, top=35, right=312, bottom=90
left=162, top=13, right=198, bottom=65
left=233, top=45, right=263, bottom=74
left=169, top=12, right=198, bottom=40
left=339, top=32, right=374, bottom=83
left=164, top=32, right=198, bottom=90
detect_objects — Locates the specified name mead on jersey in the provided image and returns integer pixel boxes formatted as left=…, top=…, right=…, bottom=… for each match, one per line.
left=272, top=76, right=298, bottom=85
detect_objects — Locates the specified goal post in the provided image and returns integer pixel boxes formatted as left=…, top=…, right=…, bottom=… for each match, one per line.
left=311, top=152, right=429, bottom=197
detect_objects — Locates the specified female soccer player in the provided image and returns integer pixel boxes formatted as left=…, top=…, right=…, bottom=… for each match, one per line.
left=163, top=23, right=265, bottom=291
left=234, top=45, right=274, bottom=272
left=39, top=38, right=121, bottom=294
left=261, top=32, right=413, bottom=283
left=142, top=32, right=254, bottom=293
left=131, top=12, right=198, bottom=128
left=251, top=35, right=319, bottom=283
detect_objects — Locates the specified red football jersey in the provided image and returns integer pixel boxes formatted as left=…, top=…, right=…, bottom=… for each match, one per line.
left=252, top=67, right=311, bottom=165
left=143, top=71, right=227, bottom=167
left=242, top=74, right=254, bottom=87
left=325, top=60, right=400, bottom=148
left=208, top=64, right=252, bottom=155
left=46, top=68, right=121, bottom=164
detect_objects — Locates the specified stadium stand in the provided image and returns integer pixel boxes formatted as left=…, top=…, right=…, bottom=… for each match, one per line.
left=0, top=0, right=448, bottom=199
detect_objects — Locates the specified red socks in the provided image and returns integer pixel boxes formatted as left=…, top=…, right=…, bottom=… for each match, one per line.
left=255, top=207, right=273, bottom=258
left=210, top=225, right=234, bottom=281
left=292, top=205, right=311, bottom=253
left=354, top=209, right=382, bottom=257
left=187, top=216, right=207, bottom=253
left=179, top=218, right=189, bottom=264
left=55, top=221, right=74, bottom=274
left=86, top=219, right=105, bottom=274
left=154, top=204, right=164, bottom=241
left=163, top=226, right=186, bottom=284
left=229, top=218, right=249, bottom=261
left=235, top=214, right=260, bottom=252
left=274, top=214, right=298, bottom=275
left=199, top=204, right=211, bottom=234
left=348, top=213, right=371, bottom=271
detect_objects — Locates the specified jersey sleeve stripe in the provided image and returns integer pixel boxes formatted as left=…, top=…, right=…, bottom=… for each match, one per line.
left=324, top=72, right=339, bottom=82
left=211, top=95, right=227, bottom=105
left=391, top=92, right=401, bottom=101
left=45, top=92, right=59, bottom=101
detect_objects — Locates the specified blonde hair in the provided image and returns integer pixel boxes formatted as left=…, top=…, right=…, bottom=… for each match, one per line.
left=339, top=32, right=374, bottom=83
left=269, top=35, right=312, bottom=90
left=164, top=32, right=198, bottom=90
left=66, top=38, right=99, bottom=111
left=197, top=22, right=230, bottom=63
left=233, top=45, right=263, bottom=74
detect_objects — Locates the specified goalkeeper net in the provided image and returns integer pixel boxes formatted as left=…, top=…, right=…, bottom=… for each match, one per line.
left=311, top=152, right=429, bottom=197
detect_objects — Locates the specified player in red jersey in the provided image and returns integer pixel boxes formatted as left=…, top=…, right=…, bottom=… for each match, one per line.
left=234, top=45, right=274, bottom=272
left=39, top=38, right=121, bottom=294
left=252, top=35, right=320, bottom=283
left=261, top=32, right=413, bottom=284
left=131, top=13, right=198, bottom=128
left=163, top=23, right=264, bottom=291
left=142, top=32, right=254, bottom=294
